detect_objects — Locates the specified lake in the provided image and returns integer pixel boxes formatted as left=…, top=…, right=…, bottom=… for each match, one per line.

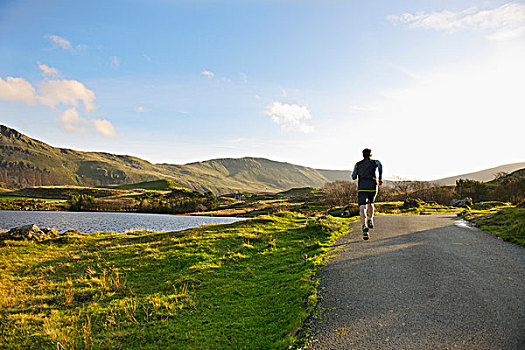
left=0, top=210, right=244, bottom=233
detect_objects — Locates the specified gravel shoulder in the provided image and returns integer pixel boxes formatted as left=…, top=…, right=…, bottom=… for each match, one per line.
left=304, top=214, right=525, bottom=350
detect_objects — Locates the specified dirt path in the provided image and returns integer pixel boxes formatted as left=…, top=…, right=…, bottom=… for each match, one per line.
left=304, top=214, right=525, bottom=349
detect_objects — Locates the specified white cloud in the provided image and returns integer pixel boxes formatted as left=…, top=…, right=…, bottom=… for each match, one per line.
left=240, top=72, right=248, bottom=82
left=58, top=107, right=89, bottom=133
left=266, top=102, right=314, bottom=133
left=45, top=34, right=86, bottom=51
left=136, top=106, right=145, bottom=113
left=201, top=70, right=214, bottom=78
left=47, top=34, right=73, bottom=50
left=388, top=2, right=525, bottom=40
left=57, top=109, right=117, bottom=137
left=38, top=79, right=96, bottom=112
left=0, top=76, right=95, bottom=112
left=0, top=69, right=117, bottom=137
left=38, top=63, right=60, bottom=77
left=0, top=77, right=38, bottom=105
left=93, top=119, right=117, bottom=137
left=110, top=56, right=120, bottom=68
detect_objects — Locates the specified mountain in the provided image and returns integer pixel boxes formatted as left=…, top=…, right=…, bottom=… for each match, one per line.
left=489, top=168, right=525, bottom=184
left=158, top=158, right=352, bottom=193
left=0, top=125, right=175, bottom=188
left=431, top=163, right=525, bottom=186
left=0, top=125, right=351, bottom=194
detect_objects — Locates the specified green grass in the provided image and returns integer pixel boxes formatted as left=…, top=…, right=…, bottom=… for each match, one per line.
left=6, top=186, right=131, bottom=199
left=0, top=212, right=352, bottom=349
left=106, top=179, right=188, bottom=192
left=461, top=207, right=525, bottom=247
left=0, top=196, right=64, bottom=202
left=470, top=201, right=511, bottom=210
left=374, top=201, right=461, bottom=215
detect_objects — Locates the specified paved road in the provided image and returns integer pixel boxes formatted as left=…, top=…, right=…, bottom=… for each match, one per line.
left=305, top=214, right=525, bottom=350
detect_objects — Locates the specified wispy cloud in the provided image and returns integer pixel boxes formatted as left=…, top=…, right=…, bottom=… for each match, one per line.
left=38, top=63, right=60, bottom=78
left=110, top=56, right=120, bottom=69
left=348, top=104, right=380, bottom=113
left=47, top=34, right=72, bottom=50
left=266, top=101, right=314, bottom=133
left=201, top=70, right=214, bottom=78
left=45, top=34, right=87, bottom=51
left=388, top=1, right=525, bottom=40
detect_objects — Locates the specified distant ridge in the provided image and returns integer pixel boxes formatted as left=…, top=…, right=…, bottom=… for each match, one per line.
left=2, top=125, right=522, bottom=193
left=0, top=125, right=351, bottom=194
left=431, top=163, right=525, bottom=186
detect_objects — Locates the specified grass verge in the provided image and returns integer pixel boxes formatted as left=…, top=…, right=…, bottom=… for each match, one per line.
left=375, top=201, right=462, bottom=215
left=461, top=207, right=525, bottom=248
left=0, top=212, right=351, bottom=349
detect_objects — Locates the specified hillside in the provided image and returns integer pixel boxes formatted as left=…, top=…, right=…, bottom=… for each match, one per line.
left=159, top=157, right=349, bottom=194
left=106, top=179, right=187, bottom=191
left=0, top=125, right=351, bottom=194
left=489, top=168, right=525, bottom=184
left=0, top=125, right=174, bottom=188
left=431, top=163, right=525, bottom=186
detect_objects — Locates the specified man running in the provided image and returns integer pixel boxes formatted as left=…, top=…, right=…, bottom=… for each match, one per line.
left=352, top=148, right=383, bottom=240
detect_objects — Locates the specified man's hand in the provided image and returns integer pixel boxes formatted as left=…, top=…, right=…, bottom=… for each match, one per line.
left=379, top=180, right=383, bottom=186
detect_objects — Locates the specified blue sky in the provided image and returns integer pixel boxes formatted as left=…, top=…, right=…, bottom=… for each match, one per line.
left=1, top=0, right=524, bottom=180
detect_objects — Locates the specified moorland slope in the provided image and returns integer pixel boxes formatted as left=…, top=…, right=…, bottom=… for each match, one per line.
left=0, top=125, right=351, bottom=194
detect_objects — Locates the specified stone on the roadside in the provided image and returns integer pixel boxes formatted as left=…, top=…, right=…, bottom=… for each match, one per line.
left=403, top=198, right=423, bottom=208
left=450, top=197, right=473, bottom=207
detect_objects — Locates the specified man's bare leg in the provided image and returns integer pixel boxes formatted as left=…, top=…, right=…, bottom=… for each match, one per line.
left=360, top=204, right=367, bottom=227
left=367, top=203, right=374, bottom=227
left=360, top=204, right=370, bottom=239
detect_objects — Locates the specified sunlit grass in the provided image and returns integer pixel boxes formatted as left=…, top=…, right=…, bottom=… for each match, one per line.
left=0, top=196, right=64, bottom=202
left=0, top=212, right=352, bottom=349
left=461, top=206, right=525, bottom=247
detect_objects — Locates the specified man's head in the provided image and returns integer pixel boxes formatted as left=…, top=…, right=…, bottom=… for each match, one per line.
left=362, top=148, right=372, bottom=158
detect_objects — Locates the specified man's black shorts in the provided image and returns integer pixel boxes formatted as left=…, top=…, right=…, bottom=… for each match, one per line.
left=358, top=191, right=377, bottom=206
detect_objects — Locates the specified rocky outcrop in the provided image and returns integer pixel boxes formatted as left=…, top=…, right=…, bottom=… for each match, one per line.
left=0, top=224, right=59, bottom=242
left=450, top=198, right=473, bottom=207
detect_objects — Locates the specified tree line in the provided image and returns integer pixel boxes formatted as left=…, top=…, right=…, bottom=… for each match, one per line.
left=67, top=189, right=219, bottom=214
left=322, top=175, right=524, bottom=207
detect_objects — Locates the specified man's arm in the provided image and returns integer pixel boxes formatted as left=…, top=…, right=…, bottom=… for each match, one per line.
left=376, top=160, right=383, bottom=185
left=352, top=164, right=358, bottom=180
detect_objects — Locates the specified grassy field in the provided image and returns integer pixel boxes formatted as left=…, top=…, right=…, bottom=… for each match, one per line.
left=461, top=206, right=525, bottom=247
left=325, top=201, right=461, bottom=218
left=0, top=196, right=65, bottom=202
left=194, top=188, right=327, bottom=217
left=4, top=186, right=133, bottom=200
left=105, top=179, right=189, bottom=192
left=375, top=201, right=462, bottom=215
left=0, top=212, right=353, bottom=349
